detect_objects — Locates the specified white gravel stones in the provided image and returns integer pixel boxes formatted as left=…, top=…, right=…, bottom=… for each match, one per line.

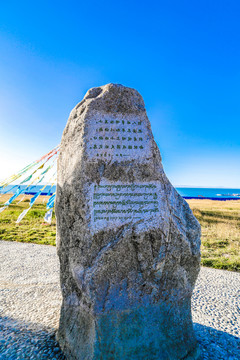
left=192, top=267, right=240, bottom=360
left=0, top=241, right=64, bottom=359
left=0, top=240, right=239, bottom=359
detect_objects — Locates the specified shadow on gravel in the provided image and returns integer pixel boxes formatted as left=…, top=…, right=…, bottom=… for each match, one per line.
left=0, top=316, right=239, bottom=359
left=194, top=323, right=240, bottom=360
left=0, top=316, right=65, bottom=360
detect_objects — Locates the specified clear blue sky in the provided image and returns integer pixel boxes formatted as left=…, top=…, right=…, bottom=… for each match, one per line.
left=0, top=0, right=239, bottom=187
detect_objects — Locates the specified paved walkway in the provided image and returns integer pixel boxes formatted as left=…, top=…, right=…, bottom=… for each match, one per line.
left=0, top=241, right=239, bottom=359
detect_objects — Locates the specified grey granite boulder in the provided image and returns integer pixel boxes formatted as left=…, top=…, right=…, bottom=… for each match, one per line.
left=56, top=83, right=201, bottom=360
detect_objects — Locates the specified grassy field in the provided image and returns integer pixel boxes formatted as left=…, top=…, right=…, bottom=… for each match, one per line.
left=0, top=194, right=239, bottom=271
left=0, top=194, right=56, bottom=246
left=188, top=199, right=240, bottom=272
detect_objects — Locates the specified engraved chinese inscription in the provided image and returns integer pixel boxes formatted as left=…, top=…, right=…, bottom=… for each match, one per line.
left=91, top=183, right=160, bottom=229
left=86, top=117, right=151, bottom=160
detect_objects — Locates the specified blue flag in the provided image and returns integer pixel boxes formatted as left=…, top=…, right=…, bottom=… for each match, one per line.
left=47, top=194, right=56, bottom=209
left=5, top=188, right=24, bottom=206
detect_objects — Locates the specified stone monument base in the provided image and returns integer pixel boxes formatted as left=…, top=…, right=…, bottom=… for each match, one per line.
left=57, top=301, right=201, bottom=360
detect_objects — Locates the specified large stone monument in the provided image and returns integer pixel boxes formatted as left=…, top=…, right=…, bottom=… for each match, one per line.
left=56, top=84, right=201, bottom=359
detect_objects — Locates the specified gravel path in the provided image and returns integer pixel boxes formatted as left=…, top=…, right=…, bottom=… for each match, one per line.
left=0, top=241, right=239, bottom=359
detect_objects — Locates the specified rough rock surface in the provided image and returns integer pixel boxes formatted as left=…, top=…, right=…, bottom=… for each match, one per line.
left=56, top=83, right=201, bottom=359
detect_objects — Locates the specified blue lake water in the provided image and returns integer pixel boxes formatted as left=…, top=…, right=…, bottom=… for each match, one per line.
left=1, top=185, right=240, bottom=200
left=176, top=187, right=240, bottom=200
left=0, top=185, right=57, bottom=196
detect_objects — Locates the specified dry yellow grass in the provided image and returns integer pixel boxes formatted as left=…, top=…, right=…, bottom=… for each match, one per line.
left=187, top=199, right=240, bottom=271
left=0, top=194, right=49, bottom=204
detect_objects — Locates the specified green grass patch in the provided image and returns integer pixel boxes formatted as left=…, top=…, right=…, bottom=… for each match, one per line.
left=0, top=196, right=56, bottom=246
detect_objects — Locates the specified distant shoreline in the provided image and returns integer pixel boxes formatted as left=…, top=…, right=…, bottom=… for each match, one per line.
left=1, top=192, right=240, bottom=201
left=183, top=196, right=240, bottom=201
left=1, top=185, right=240, bottom=201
